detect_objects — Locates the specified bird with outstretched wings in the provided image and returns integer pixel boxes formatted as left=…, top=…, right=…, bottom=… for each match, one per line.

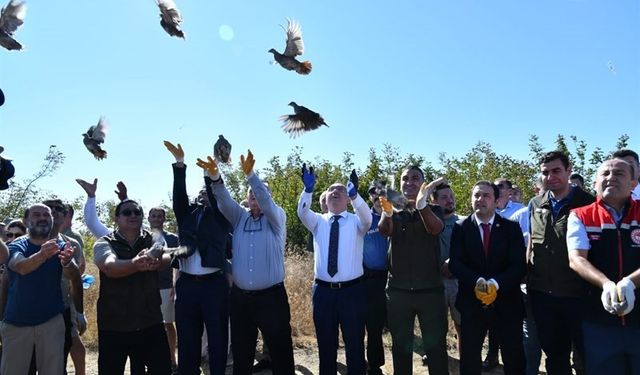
left=82, top=117, right=108, bottom=160
left=280, top=101, right=328, bottom=138
left=0, top=0, right=27, bottom=51
left=268, top=18, right=312, bottom=75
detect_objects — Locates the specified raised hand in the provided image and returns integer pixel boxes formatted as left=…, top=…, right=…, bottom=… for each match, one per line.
left=163, top=141, right=184, bottom=163
left=379, top=196, right=393, bottom=217
left=416, top=177, right=447, bottom=210
left=196, top=156, right=220, bottom=180
left=76, top=178, right=98, bottom=198
left=301, top=163, right=316, bottom=193
left=347, top=169, right=359, bottom=199
left=114, top=181, right=128, bottom=201
left=240, top=150, right=255, bottom=176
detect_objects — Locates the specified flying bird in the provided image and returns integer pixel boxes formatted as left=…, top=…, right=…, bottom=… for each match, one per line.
left=280, top=102, right=328, bottom=138
left=156, top=0, right=185, bottom=39
left=82, top=117, right=108, bottom=160
left=0, top=0, right=27, bottom=51
left=268, top=18, right=312, bottom=75
left=213, top=134, right=232, bottom=164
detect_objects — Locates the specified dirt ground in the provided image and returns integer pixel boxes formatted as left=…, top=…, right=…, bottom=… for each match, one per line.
left=69, top=334, right=518, bottom=375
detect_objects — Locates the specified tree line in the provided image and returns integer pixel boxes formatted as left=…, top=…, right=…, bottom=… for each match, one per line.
left=0, top=134, right=631, bottom=253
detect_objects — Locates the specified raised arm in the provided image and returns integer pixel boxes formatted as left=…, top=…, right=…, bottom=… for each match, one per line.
left=197, top=155, right=245, bottom=227
left=165, top=141, right=190, bottom=224
left=76, top=178, right=110, bottom=238
left=416, top=179, right=445, bottom=235
left=297, top=163, right=320, bottom=233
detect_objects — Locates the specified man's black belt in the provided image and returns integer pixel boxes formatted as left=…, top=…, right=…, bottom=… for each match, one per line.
left=233, top=282, right=284, bottom=295
left=180, top=270, right=223, bottom=280
left=315, top=276, right=363, bottom=289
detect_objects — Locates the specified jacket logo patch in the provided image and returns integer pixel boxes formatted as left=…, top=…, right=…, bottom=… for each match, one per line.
left=588, top=234, right=601, bottom=241
left=631, top=229, right=640, bottom=246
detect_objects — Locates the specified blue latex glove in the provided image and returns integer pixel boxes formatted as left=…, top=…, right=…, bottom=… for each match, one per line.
left=347, top=169, right=359, bottom=198
left=301, top=163, right=316, bottom=193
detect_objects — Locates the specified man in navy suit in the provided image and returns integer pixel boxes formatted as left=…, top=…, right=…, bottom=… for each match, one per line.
left=450, top=181, right=526, bottom=375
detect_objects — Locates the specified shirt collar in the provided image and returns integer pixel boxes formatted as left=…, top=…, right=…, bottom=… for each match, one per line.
left=474, top=213, right=495, bottom=226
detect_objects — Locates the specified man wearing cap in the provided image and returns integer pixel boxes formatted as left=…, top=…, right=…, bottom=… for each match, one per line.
left=198, top=151, right=295, bottom=375
left=362, top=182, right=389, bottom=375
left=298, top=165, right=372, bottom=375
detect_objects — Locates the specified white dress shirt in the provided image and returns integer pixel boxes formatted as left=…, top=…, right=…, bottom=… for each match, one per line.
left=297, top=192, right=372, bottom=282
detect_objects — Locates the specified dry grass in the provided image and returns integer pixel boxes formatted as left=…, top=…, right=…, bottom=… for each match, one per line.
left=82, top=261, right=100, bottom=350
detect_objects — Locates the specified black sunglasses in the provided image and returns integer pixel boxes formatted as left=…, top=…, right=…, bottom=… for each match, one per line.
left=6, top=232, right=24, bottom=238
left=120, top=209, right=143, bottom=217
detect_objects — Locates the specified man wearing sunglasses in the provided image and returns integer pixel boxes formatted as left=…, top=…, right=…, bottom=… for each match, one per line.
left=165, top=141, right=233, bottom=375
left=1, top=204, right=75, bottom=374
left=198, top=150, right=295, bottom=375
left=93, top=199, right=173, bottom=374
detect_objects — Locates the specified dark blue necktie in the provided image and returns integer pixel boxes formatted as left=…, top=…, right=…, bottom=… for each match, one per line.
left=327, top=215, right=341, bottom=277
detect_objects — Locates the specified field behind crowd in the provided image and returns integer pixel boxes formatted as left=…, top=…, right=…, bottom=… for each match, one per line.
left=78, top=250, right=527, bottom=374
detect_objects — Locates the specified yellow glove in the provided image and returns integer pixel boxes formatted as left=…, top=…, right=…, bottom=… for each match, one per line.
left=379, top=196, right=393, bottom=217
left=480, top=284, right=498, bottom=306
left=240, top=150, right=255, bottom=176
left=163, top=141, right=184, bottom=163
left=196, top=156, right=220, bottom=180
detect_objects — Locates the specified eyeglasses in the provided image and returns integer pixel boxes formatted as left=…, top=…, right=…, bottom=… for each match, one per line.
left=5, top=232, right=24, bottom=239
left=120, top=209, right=143, bottom=217
left=243, top=216, right=263, bottom=232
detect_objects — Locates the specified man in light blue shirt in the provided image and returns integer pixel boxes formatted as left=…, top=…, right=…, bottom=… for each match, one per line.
left=199, top=151, right=295, bottom=375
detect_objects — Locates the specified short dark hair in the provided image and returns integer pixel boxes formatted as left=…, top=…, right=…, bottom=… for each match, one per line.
left=494, top=178, right=513, bottom=189
left=149, top=207, right=166, bottom=218
left=612, top=149, right=640, bottom=165
left=64, top=204, right=75, bottom=217
left=539, top=150, right=570, bottom=170
left=569, top=173, right=584, bottom=186
left=115, top=199, right=142, bottom=217
left=432, top=183, right=451, bottom=200
left=42, top=199, right=67, bottom=214
left=402, top=165, right=424, bottom=180
left=7, top=219, right=27, bottom=233
left=474, top=181, right=500, bottom=200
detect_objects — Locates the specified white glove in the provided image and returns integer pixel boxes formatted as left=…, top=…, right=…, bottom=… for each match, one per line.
left=488, top=278, right=500, bottom=291
left=601, top=280, right=618, bottom=314
left=416, top=183, right=429, bottom=210
left=76, top=312, right=87, bottom=335
left=475, top=277, right=487, bottom=292
left=616, top=277, right=636, bottom=316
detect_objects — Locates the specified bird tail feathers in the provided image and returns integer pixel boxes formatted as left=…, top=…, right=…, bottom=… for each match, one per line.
left=296, top=61, right=312, bottom=75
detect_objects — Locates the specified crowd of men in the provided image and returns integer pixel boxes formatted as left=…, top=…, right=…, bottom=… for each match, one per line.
left=0, top=144, right=639, bottom=375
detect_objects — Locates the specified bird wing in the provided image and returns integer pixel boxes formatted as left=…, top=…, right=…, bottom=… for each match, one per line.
left=0, top=0, right=27, bottom=35
left=279, top=115, right=307, bottom=138
left=157, top=0, right=182, bottom=24
left=282, top=18, right=304, bottom=57
left=91, top=117, right=108, bottom=143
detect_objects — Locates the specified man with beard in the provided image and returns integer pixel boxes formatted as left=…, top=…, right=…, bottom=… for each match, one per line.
left=1, top=204, right=76, bottom=374
left=378, top=166, right=449, bottom=375
left=432, top=183, right=462, bottom=356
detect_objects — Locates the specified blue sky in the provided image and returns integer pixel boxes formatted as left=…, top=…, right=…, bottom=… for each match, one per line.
left=1, top=0, right=638, bottom=210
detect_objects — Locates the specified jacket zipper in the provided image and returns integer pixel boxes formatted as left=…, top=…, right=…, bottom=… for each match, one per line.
left=618, top=230, right=625, bottom=326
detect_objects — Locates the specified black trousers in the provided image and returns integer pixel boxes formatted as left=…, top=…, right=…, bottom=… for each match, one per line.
left=460, top=306, right=525, bottom=375
left=98, top=323, right=171, bottom=375
left=530, top=289, right=584, bottom=375
left=364, top=269, right=387, bottom=370
left=230, top=284, right=295, bottom=375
